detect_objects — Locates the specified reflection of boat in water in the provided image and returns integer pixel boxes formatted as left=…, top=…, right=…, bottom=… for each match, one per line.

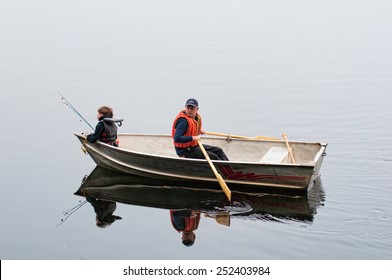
left=75, top=166, right=325, bottom=223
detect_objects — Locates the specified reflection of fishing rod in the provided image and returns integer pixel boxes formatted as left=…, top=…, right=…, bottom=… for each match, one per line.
left=57, top=91, right=94, bottom=130
left=56, top=200, right=87, bottom=227
left=56, top=176, right=89, bottom=227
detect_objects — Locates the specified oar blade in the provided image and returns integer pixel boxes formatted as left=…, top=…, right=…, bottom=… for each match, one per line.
left=216, top=174, right=231, bottom=201
left=197, top=140, right=232, bottom=201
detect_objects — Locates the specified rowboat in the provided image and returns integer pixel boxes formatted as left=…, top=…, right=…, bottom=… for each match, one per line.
left=75, top=166, right=325, bottom=223
left=75, top=132, right=327, bottom=192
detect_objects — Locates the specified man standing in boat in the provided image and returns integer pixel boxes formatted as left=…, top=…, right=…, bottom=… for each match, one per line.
left=172, top=98, right=229, bottom=160
left=87, top=106, right=119, bottom=147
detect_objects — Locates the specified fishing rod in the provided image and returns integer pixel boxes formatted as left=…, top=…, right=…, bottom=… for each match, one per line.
left=57, top=91, right=94, bottom=130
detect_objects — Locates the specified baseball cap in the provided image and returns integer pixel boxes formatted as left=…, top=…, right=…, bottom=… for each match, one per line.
left=185, top=98, right=198, bottom=107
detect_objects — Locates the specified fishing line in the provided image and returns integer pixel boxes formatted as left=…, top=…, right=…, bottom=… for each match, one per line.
left=57, top=90, right=94, bottom=130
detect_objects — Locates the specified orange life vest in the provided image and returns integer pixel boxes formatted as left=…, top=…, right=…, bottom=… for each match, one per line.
left=171, top=111, right=202, bottom=148
left=170, top=210, right=201, bottom=232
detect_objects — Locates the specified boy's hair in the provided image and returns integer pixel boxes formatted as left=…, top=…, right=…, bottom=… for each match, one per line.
left=98, top=106, right=114, bottom=118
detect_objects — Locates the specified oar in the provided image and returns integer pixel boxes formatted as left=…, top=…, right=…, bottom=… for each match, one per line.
left=205, top=131, right=279, bottom=141
left=282, top=133, right=296, bottom=163
left=197, top=140, right=231, bottom=201
left=253, top=135, right=281, bottom=140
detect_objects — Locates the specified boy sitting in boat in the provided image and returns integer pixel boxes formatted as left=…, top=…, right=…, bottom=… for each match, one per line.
left=87, top=106, right=120, bottom=147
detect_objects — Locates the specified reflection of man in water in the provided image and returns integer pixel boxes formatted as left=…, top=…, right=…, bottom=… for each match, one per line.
left=170, top=209, right=200, bottom=246
left=86, top=197, right=122, bottom=228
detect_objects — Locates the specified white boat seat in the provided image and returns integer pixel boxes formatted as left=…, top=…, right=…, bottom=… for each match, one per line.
left=259, top=146, right=288, bottom=163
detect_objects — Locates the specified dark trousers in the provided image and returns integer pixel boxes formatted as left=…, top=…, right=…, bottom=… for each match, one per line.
left=184, top=144, right=229, bottom=161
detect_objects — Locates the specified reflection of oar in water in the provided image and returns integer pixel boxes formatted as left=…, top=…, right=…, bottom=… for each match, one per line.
left=205, top=212, right=230, bottom=226
left=197, top=140, right=231, bottom=201
left=205, top=131, right=279, bottom=141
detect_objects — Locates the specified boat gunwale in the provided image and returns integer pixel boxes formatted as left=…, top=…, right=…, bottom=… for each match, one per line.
left=75, top=132, right=326, bottom=167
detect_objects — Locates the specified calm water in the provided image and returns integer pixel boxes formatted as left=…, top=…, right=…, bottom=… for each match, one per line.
left=1, top=0, right=391, bottom=260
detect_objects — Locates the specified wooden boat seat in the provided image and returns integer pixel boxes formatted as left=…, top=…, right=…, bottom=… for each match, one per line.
left=259, top=146, right=288, bottom=163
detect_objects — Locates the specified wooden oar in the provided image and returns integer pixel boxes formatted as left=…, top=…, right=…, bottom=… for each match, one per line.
left=282, top=134, right=296, bottom=163
left=253, top=135, right=280, bottom=141
left=197, top=140, right=231, bottom=201
left=205, top=131, right=279, bottom=141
